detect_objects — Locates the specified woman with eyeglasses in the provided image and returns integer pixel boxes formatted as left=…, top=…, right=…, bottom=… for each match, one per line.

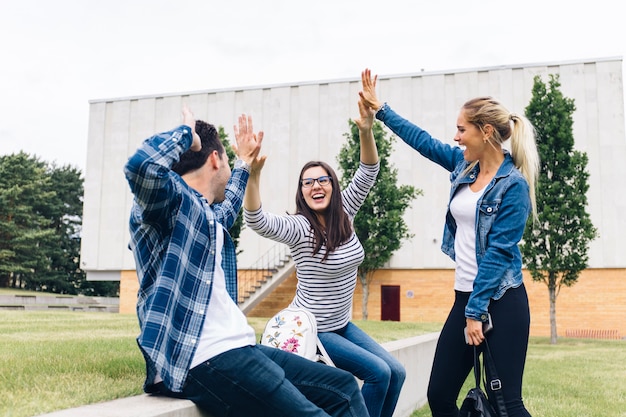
left=243, top=85, right=406, bottom=417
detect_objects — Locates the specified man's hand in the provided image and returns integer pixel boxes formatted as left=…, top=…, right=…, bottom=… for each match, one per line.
left=233, top=114, right=264, bottom=166
left=182, top=104, right=201, bottom=151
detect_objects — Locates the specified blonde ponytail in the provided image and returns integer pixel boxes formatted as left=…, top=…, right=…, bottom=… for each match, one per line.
left=462, top=98, right=540, bottom=221
left=509, top=113, right=539, bottom=221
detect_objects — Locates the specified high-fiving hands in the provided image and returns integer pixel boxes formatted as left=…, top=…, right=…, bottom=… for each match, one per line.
left=359, top=68, right=382, bottom=112
left=234, top=114, right=266, bottom=174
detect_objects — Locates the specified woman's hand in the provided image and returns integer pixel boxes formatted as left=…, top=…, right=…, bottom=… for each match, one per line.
left=465, top=318, right=485, bottom=346
left=355, top=72, right=379, bottom=164
left=354, top=97, right=374, bottom=131
left=249, top=153, right=267, bottom=176
left=359, top=68, right=381, bottom=111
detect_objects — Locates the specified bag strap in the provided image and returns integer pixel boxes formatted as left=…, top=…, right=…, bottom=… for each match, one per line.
left=482, top=339, right=509, bottom=417
left=316, top=337, right=336, bottom=367
left=472, top=345, right=481, bottom=388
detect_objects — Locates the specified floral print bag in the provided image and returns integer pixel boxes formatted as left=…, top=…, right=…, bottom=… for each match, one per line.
left=261, top=307, right=335, bottom=366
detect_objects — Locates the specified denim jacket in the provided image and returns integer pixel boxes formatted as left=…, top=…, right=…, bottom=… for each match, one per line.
left=376, top=103, right=530, bottom=321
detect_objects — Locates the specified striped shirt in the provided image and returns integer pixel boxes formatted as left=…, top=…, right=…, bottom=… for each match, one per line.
left=124, top=125, right=248, bottom=393
left=244, top=162, right=379, bottom=332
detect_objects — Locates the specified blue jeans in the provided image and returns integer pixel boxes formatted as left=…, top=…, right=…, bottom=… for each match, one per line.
left=155, top=344, right=369, bottom=417
left=318, top=322, right=406, bottom=417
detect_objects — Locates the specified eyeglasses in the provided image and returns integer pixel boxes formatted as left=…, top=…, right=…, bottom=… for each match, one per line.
left=301, top=176, right=332, bottom=188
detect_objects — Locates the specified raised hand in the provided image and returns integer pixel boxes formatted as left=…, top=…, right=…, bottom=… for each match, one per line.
left=354, top=97, right=375, bottom=132
left=358, top=68, right=382, bottom=111
left=233, top=114, right=264, bottom=166
left=355, top=70, right=379, bottom=165
left=182, top=104, right=201, bottom=151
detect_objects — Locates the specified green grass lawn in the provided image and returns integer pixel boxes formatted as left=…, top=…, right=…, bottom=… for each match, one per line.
left=0, top=311, right=438, bottom=417
left=410, top=337, right=626, bottom=417
left=1, top=311, right=143, bottom=417
left=1, top=310, right=625, bottom=417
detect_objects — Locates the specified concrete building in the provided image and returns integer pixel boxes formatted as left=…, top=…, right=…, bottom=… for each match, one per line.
left=81, top=57, right=626, bottom=337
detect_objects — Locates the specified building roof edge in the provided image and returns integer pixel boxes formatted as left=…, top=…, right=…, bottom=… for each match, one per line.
left=89, top=56, right=623, bottom=104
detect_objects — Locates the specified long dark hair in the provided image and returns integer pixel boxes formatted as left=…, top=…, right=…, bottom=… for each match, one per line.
left=295, top=161, right=352, bottom=261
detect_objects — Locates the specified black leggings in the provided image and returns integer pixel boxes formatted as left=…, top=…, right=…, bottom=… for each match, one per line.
left=427, top=285, right=532, bottom=417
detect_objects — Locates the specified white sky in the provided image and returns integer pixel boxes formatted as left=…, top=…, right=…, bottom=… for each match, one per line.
left=1, top=0, right=624, bottom=172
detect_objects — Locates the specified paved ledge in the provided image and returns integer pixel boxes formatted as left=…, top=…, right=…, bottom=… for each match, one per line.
left=0, top=294, right=119, bottom=312
left=35, top=332, right=439, bottom=417
left=35, top=394, right=211, bottom=417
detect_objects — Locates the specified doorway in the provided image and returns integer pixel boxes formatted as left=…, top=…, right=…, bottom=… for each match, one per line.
left=381, top=285, right=400, bottom=321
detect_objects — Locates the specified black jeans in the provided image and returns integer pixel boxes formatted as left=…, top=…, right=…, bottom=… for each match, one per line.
left=427, top=285, right=532, bottom=417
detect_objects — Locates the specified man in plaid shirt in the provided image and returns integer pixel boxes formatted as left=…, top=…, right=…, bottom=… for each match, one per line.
left=124, top=106, right=369, bottom=417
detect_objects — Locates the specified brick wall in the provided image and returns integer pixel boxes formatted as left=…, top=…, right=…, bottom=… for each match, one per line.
left=523, top=268, right=626, bottom=337
left=119, top=268, right=626, bottom=338
left=119, top=270, right=139, bottom=315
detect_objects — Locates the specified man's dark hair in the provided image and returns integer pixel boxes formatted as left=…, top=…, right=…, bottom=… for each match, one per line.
left=172, top=120, right=225, bottom=176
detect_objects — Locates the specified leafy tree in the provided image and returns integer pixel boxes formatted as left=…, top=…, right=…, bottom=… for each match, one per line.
left=218, top=126, right=244, bottom=253
left=338, top=120, right=421, bottom=319
left=522, top=74, right=598, bottom=344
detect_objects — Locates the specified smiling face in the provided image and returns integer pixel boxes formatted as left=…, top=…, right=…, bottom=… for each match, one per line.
left=300, top=165, right=332, bottom=215
left=454, top=109, right=489, bottom=162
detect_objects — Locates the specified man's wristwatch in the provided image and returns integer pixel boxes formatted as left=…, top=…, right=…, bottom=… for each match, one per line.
left=234, top=159, right=251, bottom=172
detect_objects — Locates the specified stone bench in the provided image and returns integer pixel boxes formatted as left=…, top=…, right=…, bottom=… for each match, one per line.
left=36, top=394, right=210, bottom=417
left=0, top=304, right=25, bottom=310
left=0, top=294, right=119, bottom=312
left=36, top=332, right=439, bottom=417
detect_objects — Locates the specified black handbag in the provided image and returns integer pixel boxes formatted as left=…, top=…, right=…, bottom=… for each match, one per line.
left=459, top=339, right=509, bottom=417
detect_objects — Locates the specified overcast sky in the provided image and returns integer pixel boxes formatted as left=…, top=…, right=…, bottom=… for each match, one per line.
left=1, top=0, right=624, bottom=172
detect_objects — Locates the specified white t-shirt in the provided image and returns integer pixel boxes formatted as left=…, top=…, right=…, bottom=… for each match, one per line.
left=190, top=224, right=256, bottom=368
left=449, top=183, right=486, bottom=292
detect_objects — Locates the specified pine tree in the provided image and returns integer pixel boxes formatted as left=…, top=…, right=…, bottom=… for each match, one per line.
left=522, top=74, right=598, bottom=344
left=0, top=153, right=118, bottom=295
left=0, top=153, right=54, bottom=288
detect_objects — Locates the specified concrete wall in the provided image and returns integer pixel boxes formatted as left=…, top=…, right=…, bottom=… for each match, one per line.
left=81, top=57, right=626, bottom=281
left=87, top=57, right=626, bottom=341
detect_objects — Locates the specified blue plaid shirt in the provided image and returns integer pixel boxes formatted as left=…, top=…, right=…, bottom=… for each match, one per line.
left=124, top=125, right=248, bottom=393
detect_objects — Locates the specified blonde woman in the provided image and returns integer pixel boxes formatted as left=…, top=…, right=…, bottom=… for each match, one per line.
left=360, top=69, right=538, bottom=417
